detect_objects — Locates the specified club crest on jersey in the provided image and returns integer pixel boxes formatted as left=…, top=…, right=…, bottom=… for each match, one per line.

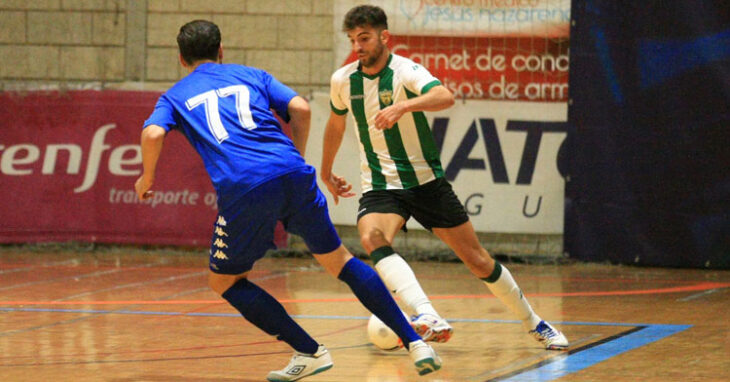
left=379, top=89, right=393, bottom=105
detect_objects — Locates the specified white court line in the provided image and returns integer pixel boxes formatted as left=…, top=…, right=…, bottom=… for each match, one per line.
left=56, top=270, right=207, bottom=301
left=0, top=263, right=157, bottom=292
left=0, top=259, right=79, bottom=275
left=676, top=288, right=723, bottom=302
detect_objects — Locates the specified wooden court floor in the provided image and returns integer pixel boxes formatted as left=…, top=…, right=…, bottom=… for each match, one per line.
left=0, top=250, right=728, bottom=381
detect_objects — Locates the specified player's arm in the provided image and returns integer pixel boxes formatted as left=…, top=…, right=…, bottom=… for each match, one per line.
left=287, top=95, right=310, bottom=156
left=374, top=85, right=455, bottom=130
left=321, top=111, right=355, bottom=205
left=135, top=124, right=167, bottom=200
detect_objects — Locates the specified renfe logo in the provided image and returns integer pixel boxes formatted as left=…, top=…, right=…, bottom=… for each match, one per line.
left=0, top=123, right=141, bottom=193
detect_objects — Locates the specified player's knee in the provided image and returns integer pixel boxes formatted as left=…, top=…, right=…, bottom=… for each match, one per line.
left=461, top=247, right=495, bottom=273
left=313, top=245, right=352, bottom=277
left=360, top=228, right=387, bottom=253
left=208, top=272, right=245, bottom=296
left=208, top=276, right=226, bottom=296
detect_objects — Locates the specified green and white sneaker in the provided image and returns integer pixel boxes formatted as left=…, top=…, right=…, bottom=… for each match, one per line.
left=266, top=345, right=333, bottom=382
left=529, top=320, right=569, bottom=350
left=408, top=340, right=442, bottom=376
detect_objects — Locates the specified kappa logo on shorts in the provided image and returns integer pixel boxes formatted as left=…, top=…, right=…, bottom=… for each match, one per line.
left=216, top=216, right=227, bottom=226
left=215, top=227, right=228, bottom=237
left=213, top=250, right=228, bottom=260
left=213, top=238, right=228, bottom=248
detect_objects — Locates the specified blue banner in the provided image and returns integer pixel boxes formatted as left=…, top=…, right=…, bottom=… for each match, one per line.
left=564, top=0, right=730, bottom=268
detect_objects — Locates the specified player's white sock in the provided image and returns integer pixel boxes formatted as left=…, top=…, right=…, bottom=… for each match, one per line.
left=483, top=262, right=541, bottom=331
left=374, top=253, right=439, bottom=317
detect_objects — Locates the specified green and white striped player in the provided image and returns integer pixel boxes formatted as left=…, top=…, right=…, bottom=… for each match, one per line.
left=321, top=4, right=569, bottom=351
left=329, top=51, right=445, bottom=193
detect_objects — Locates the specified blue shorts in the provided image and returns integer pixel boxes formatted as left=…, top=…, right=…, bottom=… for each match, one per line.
left=209, top=165, right=341, bottom=274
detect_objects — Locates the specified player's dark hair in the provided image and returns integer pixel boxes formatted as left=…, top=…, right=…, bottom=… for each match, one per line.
left=343, top=5, right=388, bottom=31
left=177, top=20, right=221, bottom=65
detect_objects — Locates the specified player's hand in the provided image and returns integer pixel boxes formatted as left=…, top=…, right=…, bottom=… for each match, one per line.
left=374, top=103, right=405, bottom=130
left=322, top=173, right=355, bottom=205
left=134, top=175, right=154, bottom=201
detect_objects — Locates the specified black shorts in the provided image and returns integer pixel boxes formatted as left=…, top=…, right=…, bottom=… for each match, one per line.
left=357, top=177, right=469, bottom=231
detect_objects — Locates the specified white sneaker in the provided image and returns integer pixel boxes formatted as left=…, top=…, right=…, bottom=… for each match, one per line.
left=408, top=340, right=442, bottom=376
left=411, top=313, right=454, bottom=343
left=266, top=345, right=333, bottom=382
left=529, top=320, right=569, bottom=350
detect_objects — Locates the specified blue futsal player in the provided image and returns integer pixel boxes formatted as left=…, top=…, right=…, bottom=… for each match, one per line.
left=134, top=20, right=440, bottom=381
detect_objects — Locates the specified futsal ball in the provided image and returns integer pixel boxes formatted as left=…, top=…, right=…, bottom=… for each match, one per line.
left=367, top=312, right=407, bottom=351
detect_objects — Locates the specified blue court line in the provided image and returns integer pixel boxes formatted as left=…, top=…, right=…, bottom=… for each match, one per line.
left=0, top=307, right=691, bottom=381
left=492, top=324, right=691, bottom=382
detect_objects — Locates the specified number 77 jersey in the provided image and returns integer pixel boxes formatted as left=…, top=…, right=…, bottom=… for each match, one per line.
left=144, top=63, right=307, bottom=199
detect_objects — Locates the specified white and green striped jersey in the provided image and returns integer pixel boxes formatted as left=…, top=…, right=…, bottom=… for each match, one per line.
left=330, top=54, right=445, bottom=193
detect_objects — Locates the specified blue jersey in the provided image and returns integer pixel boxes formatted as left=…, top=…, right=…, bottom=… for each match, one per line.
left=144, top=63, right=307, bottom=204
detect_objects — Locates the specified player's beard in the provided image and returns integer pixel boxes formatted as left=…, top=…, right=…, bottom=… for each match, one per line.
left=359, top=40, right=386, bottom=68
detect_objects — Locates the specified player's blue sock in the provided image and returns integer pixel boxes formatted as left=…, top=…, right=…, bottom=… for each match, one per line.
left=222, top=278, right=319, bottom=354
left=337, top=257, right=420, bottom=349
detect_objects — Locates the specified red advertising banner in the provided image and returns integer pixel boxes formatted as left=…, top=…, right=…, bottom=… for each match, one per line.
left=344, top=35, right=569, bottom=101
left=0, top=90, right=286, bottom=247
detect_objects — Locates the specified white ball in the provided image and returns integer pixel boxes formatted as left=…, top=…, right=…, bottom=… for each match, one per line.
left=367, top=312, right=408, bottom=351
